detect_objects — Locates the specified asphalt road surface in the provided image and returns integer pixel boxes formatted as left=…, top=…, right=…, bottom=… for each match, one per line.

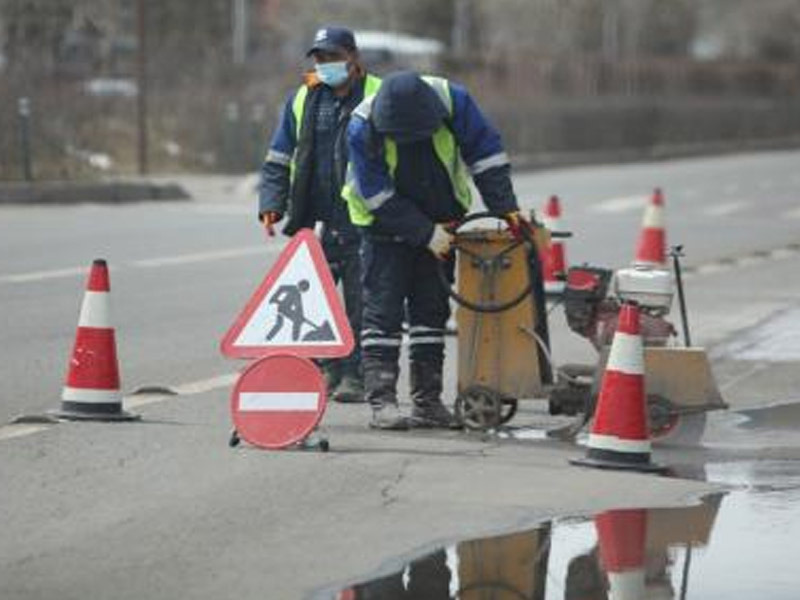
left=2, top=150, right=800, bottom=598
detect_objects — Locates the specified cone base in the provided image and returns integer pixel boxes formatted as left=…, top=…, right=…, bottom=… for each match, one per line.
left=570, top=455, right=667, bottom=473
left=51, top=405, right=140, bottom=422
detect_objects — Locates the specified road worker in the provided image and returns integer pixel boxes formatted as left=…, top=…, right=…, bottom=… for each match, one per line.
left=258, top=26, right=381, bottom=403
left=342, top=70, right=534, bottom=429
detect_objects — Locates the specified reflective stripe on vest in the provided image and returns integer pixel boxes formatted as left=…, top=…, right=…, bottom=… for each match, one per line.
left=342, top=75, right=472, bottom=227
left=289, top=74, right=382, bottom=184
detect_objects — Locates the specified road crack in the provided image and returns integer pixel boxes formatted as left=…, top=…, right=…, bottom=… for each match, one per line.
left=380, top=458, right=412, bottom=507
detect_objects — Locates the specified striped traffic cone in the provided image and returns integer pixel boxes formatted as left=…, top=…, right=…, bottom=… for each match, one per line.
left=54, top=259, right=139, bottom=421
left=633, top=188, right=667, bottom=268
left=571, top=302, right=665, bottom=472
left=595, top=508, right=648, bottom=600
left=541, top=195, right=568, bottom=295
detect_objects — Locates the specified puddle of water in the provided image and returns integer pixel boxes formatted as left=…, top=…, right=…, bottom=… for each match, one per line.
left=321, top=460, right=800, bottom=599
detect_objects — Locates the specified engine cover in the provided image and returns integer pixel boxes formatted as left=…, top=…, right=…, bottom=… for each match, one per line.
left=614, top=266, right=673, bottom=312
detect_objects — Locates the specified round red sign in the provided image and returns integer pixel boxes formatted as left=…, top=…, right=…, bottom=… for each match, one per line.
left=231, top=354, right=327, bottom=449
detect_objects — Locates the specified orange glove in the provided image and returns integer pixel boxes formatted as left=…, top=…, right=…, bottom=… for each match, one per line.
left=504, top=211, right=535, bottom=241
left=260, top=211, right=282, bottom=237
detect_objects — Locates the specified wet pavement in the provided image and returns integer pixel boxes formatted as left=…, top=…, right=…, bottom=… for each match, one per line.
left=320, top=458, right=800, bottom=599
left=315, top=390, right=800, bottom=600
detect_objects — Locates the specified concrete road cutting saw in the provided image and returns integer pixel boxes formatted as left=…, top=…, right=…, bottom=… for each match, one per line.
left=441, top=212, right=726, bottom=444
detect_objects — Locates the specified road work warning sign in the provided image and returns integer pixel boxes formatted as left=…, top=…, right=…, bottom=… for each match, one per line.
left=221, top=229, right=354, bottom=359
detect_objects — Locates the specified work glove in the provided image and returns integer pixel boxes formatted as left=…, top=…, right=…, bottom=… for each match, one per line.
left=427, top=223, right=454, bottom=260
left=259, top=211, right=283, bottom=237
left=503, top=210, right=536, bottom=242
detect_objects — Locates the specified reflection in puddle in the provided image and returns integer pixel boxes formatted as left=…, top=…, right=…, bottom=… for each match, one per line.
left=327, top=461, right=800, bottom=599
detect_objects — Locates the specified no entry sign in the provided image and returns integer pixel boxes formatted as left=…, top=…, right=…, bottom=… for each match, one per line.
left=230, top=354, right=327, bottom=449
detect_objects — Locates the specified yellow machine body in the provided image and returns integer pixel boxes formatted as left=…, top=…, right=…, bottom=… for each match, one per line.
left=456, top=526, right=550, bottom=599
left=455, top=228, right=550, bottom=400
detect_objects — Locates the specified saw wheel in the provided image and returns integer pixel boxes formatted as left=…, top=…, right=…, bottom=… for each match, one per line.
left=456, top=385, right=513, bottom=430
left=647, top=393, right=708, bottom=446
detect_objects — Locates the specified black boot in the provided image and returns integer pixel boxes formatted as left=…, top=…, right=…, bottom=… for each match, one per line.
left=409, top=360, right=461, bottom=429
left=319, top=360, right=342, bottom=399
left=332, top=363, right=365, bottom=404
left=364, top=358, right=409, bottom=430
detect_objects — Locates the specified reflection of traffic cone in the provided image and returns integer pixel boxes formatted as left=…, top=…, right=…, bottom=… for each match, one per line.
left=595, top=509, right=647, bottom=600
left=541, top=195, right=567, bottom=295
left=54, top=260, right=138, bottom=421
left=571, top=303, right=665, bottom=472
left=634, top=188, right=666, bottom=268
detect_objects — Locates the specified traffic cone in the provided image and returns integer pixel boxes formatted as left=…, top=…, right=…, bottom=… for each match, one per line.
left=595, top=508, right=648, bottom=600
left=633, top=188, right=666, bottom=268
left=571, top=302, right=665, bottom=472
left=541, top=195, right=568, bottom=295
left=54, top=259, right=138, bottom=421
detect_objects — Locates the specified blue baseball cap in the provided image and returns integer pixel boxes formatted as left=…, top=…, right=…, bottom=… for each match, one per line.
left=306, top=26, right=357, bottom=56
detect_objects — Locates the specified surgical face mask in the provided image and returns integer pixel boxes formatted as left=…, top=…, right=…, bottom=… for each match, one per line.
left=315, top=61, right=350, bottom=87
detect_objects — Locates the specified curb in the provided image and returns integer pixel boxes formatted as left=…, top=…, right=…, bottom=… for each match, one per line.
left=0, top=181, right=191, bottom=205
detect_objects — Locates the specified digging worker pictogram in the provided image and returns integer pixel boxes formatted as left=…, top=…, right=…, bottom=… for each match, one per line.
left=258, top=25, right=381, bottom=403
left=342, top=70, right=535, bottom=430
left=265, top=279, right=335, bottom=343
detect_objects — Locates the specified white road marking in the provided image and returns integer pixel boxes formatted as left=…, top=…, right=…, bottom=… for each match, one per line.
left=702, top=201, right=748, bottom=217
left=1, top=246, right=269, bottom=285
left=191, top=204, right=253, bottom=216
left=757, top=179, right=775, bottom=190
left=0, top=266, right=88, bottom=284
left=129, top=246, right=265, bottom=268
left=782, top=207, right=800, bottom=219
left=1, top=371, right=238, bottom=441
left=172, top=373, right=238, bottom=396
left=589, top=195, right=647, bottom=214
left=0, top=424, right=50, bottom=441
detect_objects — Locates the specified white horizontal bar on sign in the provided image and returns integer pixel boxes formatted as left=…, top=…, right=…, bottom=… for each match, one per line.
left=239, top=392, right=319, bottom=412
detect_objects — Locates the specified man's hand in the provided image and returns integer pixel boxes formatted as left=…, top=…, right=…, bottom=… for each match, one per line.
left=427, top=224, right=454, bottom=260
left=260, top=211, right=283, bottom=237
left=503, top=211, right=535, bottom=242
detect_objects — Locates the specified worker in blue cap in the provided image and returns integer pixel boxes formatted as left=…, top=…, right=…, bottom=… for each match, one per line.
left=342, top=71, right=534, bottom=429
left=258, top=26, right=381, bottom=403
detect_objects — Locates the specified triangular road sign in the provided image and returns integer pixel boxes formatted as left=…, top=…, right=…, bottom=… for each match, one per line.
left=221, top=229, right=354, bottom=359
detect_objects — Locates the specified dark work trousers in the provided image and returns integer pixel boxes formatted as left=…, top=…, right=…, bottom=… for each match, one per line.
left=361, top=239, right=454, bottom=365
left=322, top=234, right=362, bottom=375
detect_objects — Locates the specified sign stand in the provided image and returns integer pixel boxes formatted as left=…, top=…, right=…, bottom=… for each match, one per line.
left=221, top=230, right=354, bottom=451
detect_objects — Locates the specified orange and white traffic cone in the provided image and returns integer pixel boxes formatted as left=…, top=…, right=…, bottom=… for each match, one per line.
left=541, top=195, right=568, bottom=295
left=595, top=508, right=648, bottom=600
left=633, top=188, right=667, bottom=268
left=571, top=302, right=665, bottom=472
left=54, top=259, right=138, bottom=421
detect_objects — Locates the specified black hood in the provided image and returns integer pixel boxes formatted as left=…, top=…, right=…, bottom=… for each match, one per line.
left=372, top=71, right=448, bottom=144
